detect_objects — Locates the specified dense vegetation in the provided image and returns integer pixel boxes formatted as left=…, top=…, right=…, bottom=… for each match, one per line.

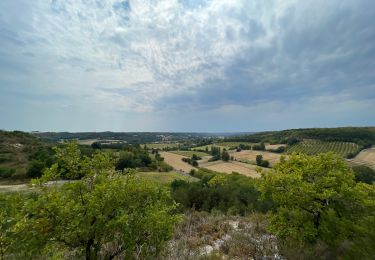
left=171, top=169, right=274, bottom=215
left=260, top=153, right=375, bottom=258
left=0, top=143, right=179, bottom=259
left=0, top=131, right=52, bottom=180
left=1, top=129, right=375, bottom=259
left=227, top=127, right=375, bottom=146
left=33, top=131, right=218, bottom=144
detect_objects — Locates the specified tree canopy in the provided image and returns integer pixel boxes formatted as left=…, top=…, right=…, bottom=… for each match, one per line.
left=1, top=142, right=179, bottom=259
left=259, top=153, right=375, bottom=257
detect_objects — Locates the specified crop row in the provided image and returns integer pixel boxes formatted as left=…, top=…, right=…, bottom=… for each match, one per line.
left=286, top=140, right=359, bottom=157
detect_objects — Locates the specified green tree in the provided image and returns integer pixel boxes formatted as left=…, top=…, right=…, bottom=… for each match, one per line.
left=353, top=165, right=375, bottom=184
left=256, top=155, right=263, bottom=166
left=221, top=149, right=230, bottom=161
left=3, top=143, right=179, bottom=259
left=259, top=153, right=375, bottom=256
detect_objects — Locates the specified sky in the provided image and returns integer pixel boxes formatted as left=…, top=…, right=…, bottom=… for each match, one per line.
left=0, top=0, right=374, bottom=132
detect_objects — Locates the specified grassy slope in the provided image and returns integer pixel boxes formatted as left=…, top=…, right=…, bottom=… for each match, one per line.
left=169, top=150, right=209, bottom=157
left=0, top=131, right=49, bottom=179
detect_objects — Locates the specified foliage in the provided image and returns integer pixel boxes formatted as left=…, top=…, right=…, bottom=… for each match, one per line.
left=259, top=153, right=375, bottom=257
left=221, top=149, right=230, bottom=161
left=267, top=146, right=286, bottom=153
left=253, top=143, right=265, bottom=151
left=226, top=127, right=375, bottom=145
left=26, top=147, right=55, bottom=178
left=255, top=155, right=270, bottom=168
left=352, top=165, right=375, bottom=184
left=0, top=142, right=180, bottom=259
left=210, top=146, right=221, bottom=157
left=0, top=167, right=16, bottom=178
left=171, top=169, right=274, bottom=215
left=0, top=130, right=52, bottom=179
left=115, top=147, right=152, bottom=171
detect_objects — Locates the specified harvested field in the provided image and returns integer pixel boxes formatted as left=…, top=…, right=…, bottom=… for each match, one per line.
left=143, top=143, right=180, bottom=149
left=160, top=152, right=197, bottom=173
left=200, top=161, right=264, bottom=178
left=348, top=147, right=375, bottom=169
left=192, top=142, right=257, bottom=151
left=76, top=139, right=99, bottom=145
left=170, top=151, right=209, bottom=157
left=230, top=150, right=282, bottom=166
left=266, top=144, right=286, bottom=150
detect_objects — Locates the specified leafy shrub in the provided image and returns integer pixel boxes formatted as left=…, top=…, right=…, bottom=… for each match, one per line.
left=171, top=169, right=274, bottom=215
left=0, top=167, right=16, bottom=178
left=352, top=165, right=375, bottom=184
left=253, top=143, right=265, bottom=151
left=259, top=153, right=375, bottom=258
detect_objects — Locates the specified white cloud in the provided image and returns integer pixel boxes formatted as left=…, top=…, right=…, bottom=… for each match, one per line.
left=0, top=0, right=374, bottom=131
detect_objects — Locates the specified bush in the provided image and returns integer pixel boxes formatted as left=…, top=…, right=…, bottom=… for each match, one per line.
left=171, top=169, right=275, bottom=215
left=353, top=165, right=375, bottom=184
left=253, top=143, right=265, bottom=151
left=27, top=160, right=45, bottom=178
left=0, top=167, right=16, bottom=178
left=268, top=146, right=286, bottom=153
left=259, top=153, right=375, bottom=258
left=260, top=160, right=270, bottom=168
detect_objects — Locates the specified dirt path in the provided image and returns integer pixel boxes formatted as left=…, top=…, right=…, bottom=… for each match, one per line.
left=0, top=180, right=73, bottom=193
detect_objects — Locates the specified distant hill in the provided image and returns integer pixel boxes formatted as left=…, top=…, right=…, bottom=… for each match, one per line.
left=226, top=127, right=375, bottom=146
left=32, top=132, right=220, bottom=144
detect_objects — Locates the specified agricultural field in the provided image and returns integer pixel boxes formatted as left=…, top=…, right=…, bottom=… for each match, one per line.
left=230, top=150, right=282, bottom=166
left=76, top=139, right=124, bottom=145
left=143, top=143, right=180, bottom=149
left=136, top=171, right=197, bottom=184
left=265, top=144, right=286, bottom=150
left=286, top=140, right=360, bottom=157
left=169, top=150, right=209, bottom=157
left=199, top=160, right=264, bottom=178
left=348, top=147, right=375, bottom=169
left=160, top=152, right=198, bottom=172
left=192, top=142, right=257, bottom=151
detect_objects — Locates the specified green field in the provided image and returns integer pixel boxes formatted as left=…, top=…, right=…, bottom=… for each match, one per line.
left=169, top=150, right=209, bottom=157
left=142, top=143, right=180, bottom=149
left=136, top=171, right=197, bottom=184
left=286, top=140, right=360, bottom=157
left=192, top=142, right=256, bottom=151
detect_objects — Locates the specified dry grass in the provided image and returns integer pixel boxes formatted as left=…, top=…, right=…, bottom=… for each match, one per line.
left=160, top=152, right=197, bottom=173
left=349, top=147, right=375, bottom=169
left=142, top=143, right=180, bottom=149
left=200, top=161, right=264, bottom=178
left=230, top=150, right=282, bottom=166
left=265, top=144, right=286, bottom=150
left=76, top=139, right=99, bottom=145
left=169, top=150, right=209, bottom=157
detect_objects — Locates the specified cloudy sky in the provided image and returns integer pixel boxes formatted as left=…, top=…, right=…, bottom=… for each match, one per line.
left=0, top=0, right=374, bottom=132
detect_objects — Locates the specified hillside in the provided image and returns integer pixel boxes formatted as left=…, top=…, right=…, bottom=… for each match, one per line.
left=226, top=127, right=375, bottom=146
left=286, top=140, right=360, bottom=158
left=0, top=131, right=51, bottom=180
